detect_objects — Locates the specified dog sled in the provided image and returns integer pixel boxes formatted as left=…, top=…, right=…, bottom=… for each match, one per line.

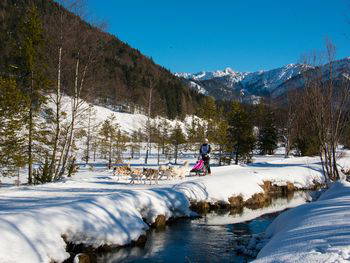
left=190, top=159, right=207, bottom=176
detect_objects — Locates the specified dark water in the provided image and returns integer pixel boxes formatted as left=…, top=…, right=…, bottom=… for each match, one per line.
left=94, top=192, right=312, bottom=263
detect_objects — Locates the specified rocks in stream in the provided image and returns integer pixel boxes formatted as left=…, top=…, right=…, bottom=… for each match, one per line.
left=152, top=215, right=167, bottom=229
left=73, top=253, right=91, bottom=263
left=189, top=181, right=320, bottom=214
left=234, top=233, right=268, bottom=259
left=190, top=201, right=211, bottom=214
left=245, top=193, right=271, bottom=209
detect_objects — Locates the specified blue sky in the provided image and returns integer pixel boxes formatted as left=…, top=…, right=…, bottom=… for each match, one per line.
left=86, top=0, right=349, bottom=73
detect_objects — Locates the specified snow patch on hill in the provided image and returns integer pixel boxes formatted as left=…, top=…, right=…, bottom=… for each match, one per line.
left=189, top=81, right=208, bottom=95
left=49, top=95, right=203, bottom=134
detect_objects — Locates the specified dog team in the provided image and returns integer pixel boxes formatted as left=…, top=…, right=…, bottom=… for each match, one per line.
left=112, top=161, right=189, bottom=184
left=111, top=139, right=212, bottom=184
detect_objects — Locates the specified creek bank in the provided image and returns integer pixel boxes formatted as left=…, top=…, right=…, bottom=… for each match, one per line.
left=65, top=181, right=320, bottom=263
left=63, top=214, right=191, bottom=263
left=190, top=180, right=324, bottom=213
left=71, top=191, right=314, bottom=263
left=254, top=181, right=350, bottom=262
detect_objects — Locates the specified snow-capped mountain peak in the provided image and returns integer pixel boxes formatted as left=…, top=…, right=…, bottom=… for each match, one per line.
left=175, top=67, right=243, bottom=81
left=176, top=58, right=350, bottom=102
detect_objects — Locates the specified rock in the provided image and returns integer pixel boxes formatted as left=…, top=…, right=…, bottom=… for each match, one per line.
left=74, top=253, right=90, bottom=263
left=190, top=201, right=211, bottom=214
left=244, top=193, right=271, bottom=209
left=286, top=182, right=295, bottom=192
left=135, top=234, right=147, bottom=246
left=153, top=215, right=167, bottom=228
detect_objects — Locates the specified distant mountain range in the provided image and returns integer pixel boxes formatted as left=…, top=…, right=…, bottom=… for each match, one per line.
left=176, top=57, right=350, bottom=103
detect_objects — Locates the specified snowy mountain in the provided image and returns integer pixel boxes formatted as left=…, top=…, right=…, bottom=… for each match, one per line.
left=175, top=67, right=247, bottom=82
left=177, top=58, right=350, bottom=102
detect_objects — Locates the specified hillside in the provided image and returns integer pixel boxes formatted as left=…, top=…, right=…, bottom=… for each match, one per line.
left=0, top=0, right=204, bottom=119
left=177, top=58, right=350, bottom=103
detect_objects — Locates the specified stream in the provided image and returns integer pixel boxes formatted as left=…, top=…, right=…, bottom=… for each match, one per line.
left=90, top=191, right=314, bottom=263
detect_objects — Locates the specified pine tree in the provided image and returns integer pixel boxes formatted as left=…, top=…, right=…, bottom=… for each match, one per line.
left=186, top=117, right=206, bottom=152
left=152, top=122, right=162, bottom=165
left=170, top=123, right=187, bottom=164
left=0, top=78, right=27, bottom=175
left=342, top=123, right=350, bottom=149
left=99, top=116, right=117, bottom=169
left=210, top=117, right=229, bottom=165
left=114, top=129, right=128, bottom=163
left=198, top=96, right=217, bottom=121
left=257, top=107, right=278, bottom=155
left=129, top=130, right=142, bottom=159
left=15, top=5, right=48, bottom=184
left=158, top=119, right=170, bottom=155
left=227, top=102, right=255, bottom=164
left=98, top=115, right=127, bottom=168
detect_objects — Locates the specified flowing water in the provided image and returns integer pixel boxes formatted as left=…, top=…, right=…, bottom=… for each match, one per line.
left=92, top=191, right=314, bottom=263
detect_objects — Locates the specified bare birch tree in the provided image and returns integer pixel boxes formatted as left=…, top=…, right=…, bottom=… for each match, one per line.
left=57, top=4, right=106, bottom=178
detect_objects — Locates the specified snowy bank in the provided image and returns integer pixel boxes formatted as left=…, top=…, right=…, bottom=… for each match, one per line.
left=176, top=156, right=324, bottom=203
left=254, top=181, right=350, bottom=263
left=0, top=155, right=338, bottom=262
left=0, top=188, right=192, bottom=263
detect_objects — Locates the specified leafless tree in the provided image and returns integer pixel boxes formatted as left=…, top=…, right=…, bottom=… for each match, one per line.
left=56, top=5, right=106, bottom=178
left=301, top=41, right=350, bottom=183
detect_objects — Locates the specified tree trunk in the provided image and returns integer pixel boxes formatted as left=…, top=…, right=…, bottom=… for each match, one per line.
left=131, top=145, right=134, bottom=159
left=234, top=145, right=239, bottom=165
left=108, top=136, right=112, bottom=169
left=49, top=46, right=62, bottom=178
left=145, top=87, right=153, bottom=164
left=284, top=136, right=290, bottom=158
left=157, top=145, right=160, bottom=165
left=59, top=56, right=79, bottom=177
left=85, top=106, right=92, bottom=164
left=174, top=144, right=178, bottom=164
left=28, top=106, right=33, bottom=185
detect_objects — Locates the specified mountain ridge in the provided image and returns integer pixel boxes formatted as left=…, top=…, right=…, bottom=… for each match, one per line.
left=176, top=58, right=350, bottom=102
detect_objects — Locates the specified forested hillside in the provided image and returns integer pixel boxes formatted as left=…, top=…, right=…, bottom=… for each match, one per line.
left=0, top=0, right=204, bottom=119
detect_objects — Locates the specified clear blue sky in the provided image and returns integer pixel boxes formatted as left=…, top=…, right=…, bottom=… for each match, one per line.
left=86, top=0, right=349, bottom=73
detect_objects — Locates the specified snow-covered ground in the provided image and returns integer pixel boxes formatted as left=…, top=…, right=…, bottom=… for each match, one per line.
left=0, top=153, right=345, bottom=263
left=51, top=95, right=203, bottom=134
left=254, top=180, right=350, bottom=263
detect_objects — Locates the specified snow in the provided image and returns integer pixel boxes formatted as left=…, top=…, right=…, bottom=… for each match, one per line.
left=0, top=182, right=193, bottom=263
left=254, top=180, right=350, bottom=263
left=189, top=81, right=208, bottom=95
left=0, top=152, right=340, bottom=262
left=175, top=67, right=246, bottom=81
left=46, top=95, right=204, bottom=137
left=176, top=64, right=305, bottom=90
left=177, top=156, right=324, bottom=202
